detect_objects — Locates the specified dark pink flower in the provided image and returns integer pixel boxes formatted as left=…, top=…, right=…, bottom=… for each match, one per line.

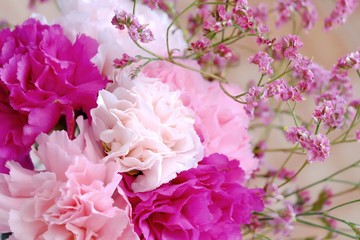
left=0, top=19, right=106, bottom=172
left=121, top=153, right=265, bottom=240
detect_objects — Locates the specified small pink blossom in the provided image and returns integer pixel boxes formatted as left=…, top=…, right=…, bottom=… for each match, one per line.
left=273, top=34, right=303, bottom=60
left=114, top=53, right=138, bottom=69
left=249, top=52, right=274, bottom=75
left=313, top=95, right=346, bottom=129
left=355, top=129, right=360, bottom=141
left=335, top=49, right=360, bottom=70
left=190, top=38, right=211, bottom=53
left=266, top=79, right=302, bottom=101
left=269, top=202, right=296, bottom=236
left=306, top=133, right=330, bottom=162
left=324, top=0, right=359, bottom=30
left=275, top=0, right=318, bottom=30
left=285, top=126, right=330, bottom=162
left=112, top=10, right=155, bottom=43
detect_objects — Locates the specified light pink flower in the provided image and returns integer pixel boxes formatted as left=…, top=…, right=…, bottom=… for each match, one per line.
left=143, top=60, right=259, bottom=178
left=91, top=72, right=203, bottom=192
left=0, top=118, right=138, bottom=240
left=55, top=0, right=186, bottom=76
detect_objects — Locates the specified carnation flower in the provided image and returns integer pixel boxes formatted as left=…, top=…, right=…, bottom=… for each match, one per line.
left=121, top=153, right=265, bottom=240
left=0, top=19, right=106, bottom=173
left=0, top=118, right=138, bottom=239
left=91, top=72, right=203, bottom=192
left=143, top=60, right=259, bottom=178
left=55, top=0, right=186, bottom=76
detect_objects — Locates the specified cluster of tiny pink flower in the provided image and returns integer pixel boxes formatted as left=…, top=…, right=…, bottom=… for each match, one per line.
left=313, top=94, right=347, bottom=129
left=286, top=126, right=330, bottom=162
left=275, top=0, right=318, bottom=30
left=188, top=0, right=268, bottom=42
left=113, top=53, right=138, bottom=69
left=244, top=79, right=302, bottom=123
left=111, top=10, right=154, bottom=43
left=325, top=0, right=359, bottom=30
left=190, top=39, right=239, bottom=75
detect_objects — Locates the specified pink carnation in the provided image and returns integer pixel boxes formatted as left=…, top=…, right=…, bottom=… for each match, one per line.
left=121, top=153, right=265, bottom=240
left=143, top=60, right=259, bottom=178
left=0, top=118, right=137, bottom=239
left=91, top=72, right=203, bottom=192
left=0, top=19, right=106, bottom=173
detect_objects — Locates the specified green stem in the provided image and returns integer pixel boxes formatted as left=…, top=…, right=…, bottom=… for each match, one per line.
left=278, top=160, right=307, bottom=188
left=257, top=74, right=265, bottom=86
left=315, top=121, right=321, bottom=134
left=286, top=101, right=299, bottom=127
left=342, top=108, right=360, bottom=141
left=296, top=219, right=357, bottom=239
left=166, top=1, right=198, bottom=61
left=269, top=143, right=299, bottom=184
left=132, top=0, right=137, bottom=14
left=285, top=160, right=360, bottom=197
left=324, top=199, right=360, bottom=214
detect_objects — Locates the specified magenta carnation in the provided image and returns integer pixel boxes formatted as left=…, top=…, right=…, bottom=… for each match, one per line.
left=0, top=19, right=106, bottom=172
left=121, top=153, right=265, bottom=240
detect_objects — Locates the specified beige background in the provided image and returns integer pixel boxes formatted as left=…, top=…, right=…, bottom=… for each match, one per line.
left=0, top=0, right=359, bottom=238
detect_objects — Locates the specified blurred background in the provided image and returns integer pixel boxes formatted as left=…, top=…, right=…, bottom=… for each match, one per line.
left=0, top=0, right=359, bottom=238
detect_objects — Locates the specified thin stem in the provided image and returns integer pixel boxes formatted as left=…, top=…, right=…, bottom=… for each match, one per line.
left=286, top=101, right=299, bottom=127
left=278, top=160, right=307, bottom=188
left=269, top=143, right=299, bottom=184
left=315, top=121, right=321, bottom=134
left=333, top=186, right=359, bottom=197
left=285, top=160, right=360, bottom=197
left=132, top=0, right=137, bottom=14
left=257, top=74, right=265, bottom=86
left=342, top=108, right=360, bottom=141
left=296, top=219, right=357, bottom=239
left=219, top=82, right=246, bottom=103
left=166, top=1, right=198, bottom=61
left=324, top=199, right=360, bottom=214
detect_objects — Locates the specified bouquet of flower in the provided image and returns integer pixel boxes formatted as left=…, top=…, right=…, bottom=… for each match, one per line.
left=0, top=0, right=359, bottom=239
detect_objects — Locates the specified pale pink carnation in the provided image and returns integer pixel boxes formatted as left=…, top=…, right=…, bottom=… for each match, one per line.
left=91, top=72, right=203, bottom=192
left=55, top=0, right=186, bottom=76
left=356, top=129, right=360, bottom=141
left=143, top=60, right=259, bottom=178
left=0, top=118, right=138, bottom=239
